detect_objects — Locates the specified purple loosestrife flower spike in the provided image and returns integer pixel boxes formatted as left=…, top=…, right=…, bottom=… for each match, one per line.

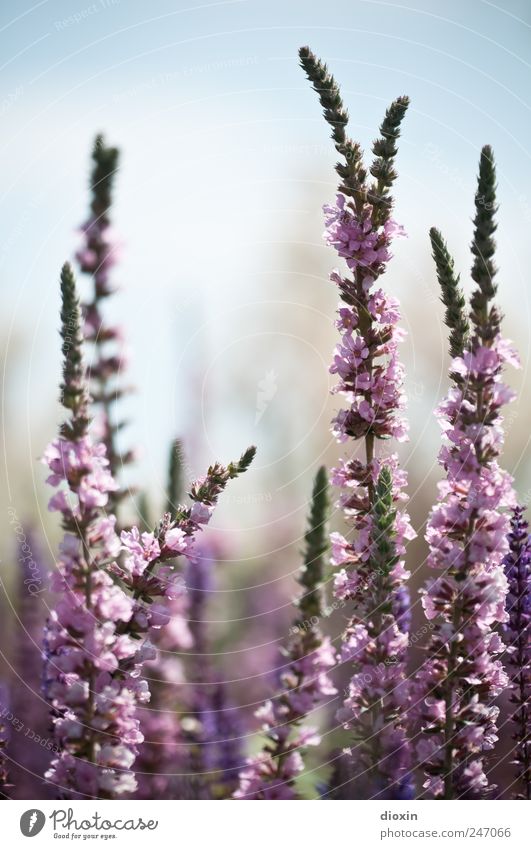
left=0, top=685, right=11, bottom=792
left=299, top=46, right=366, bottom=203
left=118, top=450, right=255, bottom=798
left=76, top=136, right=133, bottom=520
left=43, top=263, right=143, bottom=798
left=502, top=506, right=531, bottom=799
left=300, top=46, right=414, bottom=799
left=235, top=467, right=337, bottom=800
left=417, top=148, right=518, bottom=799
left=116, top=446, right=256, bottom=651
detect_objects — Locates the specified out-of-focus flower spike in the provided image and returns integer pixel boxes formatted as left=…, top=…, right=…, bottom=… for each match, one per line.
left=166, top=438, right=184, bottom=516
left=418, top=147, right=517, bottom=799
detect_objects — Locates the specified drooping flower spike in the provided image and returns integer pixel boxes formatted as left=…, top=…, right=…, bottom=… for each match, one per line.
left=417, top=146, right=518, bottom=798
left=235, top=467, right=337, bottom=799
left=502, top=506, right=531, bottom=800
left=299, top=46, right=414, bottom=799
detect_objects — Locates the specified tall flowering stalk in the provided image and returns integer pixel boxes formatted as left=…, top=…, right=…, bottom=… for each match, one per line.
left=235, top=466, right=337, bottom=799
left=134, top=438, right=190, bottom=799
left=299, top=46, right=414, bottom=799
left=502, top=506, right=530, bottom=799
left=134, top=578, right=192, bottom=800
left=76, top=136, right=132, bottom=518
left=418, top=147, right=518, bottom=798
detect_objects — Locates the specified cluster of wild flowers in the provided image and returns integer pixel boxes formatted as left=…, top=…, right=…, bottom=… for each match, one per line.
left=1, top=48, right=530, bottom=803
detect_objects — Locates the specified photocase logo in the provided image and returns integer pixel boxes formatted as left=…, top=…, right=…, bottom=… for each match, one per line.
left=20, top=809, right=46, bottom=837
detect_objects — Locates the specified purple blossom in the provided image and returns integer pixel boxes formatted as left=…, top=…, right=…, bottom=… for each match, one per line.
left=502, top=506, right=531, bottom=799
left=417, top=147, right=518, bottom=798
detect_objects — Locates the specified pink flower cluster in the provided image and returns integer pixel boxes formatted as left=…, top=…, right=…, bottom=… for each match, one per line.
left=418, top=335, right=519, bottom=797
left=234, top=637, right=336, bottom=799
